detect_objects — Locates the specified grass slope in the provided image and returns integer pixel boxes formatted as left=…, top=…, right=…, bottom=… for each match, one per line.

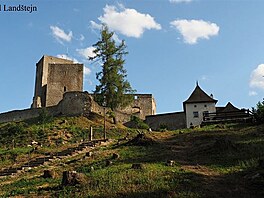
left=0, top=119, right=264, bottom=197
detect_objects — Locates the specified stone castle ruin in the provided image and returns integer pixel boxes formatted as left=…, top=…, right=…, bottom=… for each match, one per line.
left=0, top=55, right=156, bottom=124
left=32, top=56, right=83, bottom=108
left=0, top=55, right=248, bottom=129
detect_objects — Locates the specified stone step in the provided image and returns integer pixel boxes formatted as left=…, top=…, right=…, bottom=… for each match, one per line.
left=0, top=140, right=102, bottom=177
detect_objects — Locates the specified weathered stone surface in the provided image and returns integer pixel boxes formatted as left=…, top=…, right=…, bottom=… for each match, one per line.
left=106, top=160, right=113, bottom=167
left=166, top=160, right=175, bottom=166
left=43, top=169, right=56, bottom=178
left=86, top=151, right=93, bottom=157
left=112, top=153, right=120, bottom=159
left=61, top=171, right=87, bottom=186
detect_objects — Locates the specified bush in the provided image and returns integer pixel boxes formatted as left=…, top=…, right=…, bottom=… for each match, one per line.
left=38, top=108, right=53, bottom=124
left=130, top=116, right=149, bottom=130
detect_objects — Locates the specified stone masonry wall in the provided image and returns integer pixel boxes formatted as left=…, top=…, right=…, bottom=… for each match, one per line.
left=118, top=94, right=156, bottom=120
left=46, top=64, right=83, bottom=107
left=32, top=56, right=82, bottom=108
left=0, top=92, right=131, bottom=124
left=146, top=112, right=186, bottom=130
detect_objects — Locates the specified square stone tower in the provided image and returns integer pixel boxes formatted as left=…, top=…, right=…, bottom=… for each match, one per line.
left=31, top=55, right=83, bottom=108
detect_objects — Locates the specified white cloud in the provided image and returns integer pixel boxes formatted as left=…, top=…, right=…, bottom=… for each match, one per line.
left=249, top=91, right=258, bottom=96
left=50, top=26, right=73, bottom=43
left=77, top=47, right=97, bottom=59
left=90, top=20, right=102, bottom=30
left=169, top=0, right=192, bottom=3
left=200, top=75, right=209, bottom=81
left=94, top=4, right=161, bottom=38
left=170, top=19, right=219, bottom=44
left=84, top=66, right=91, bottom=76
left=56, top=54, right=78, bottom=63
left=79, top=34, right=85, bottom=41
left=250, top=64, right=264, bottom=89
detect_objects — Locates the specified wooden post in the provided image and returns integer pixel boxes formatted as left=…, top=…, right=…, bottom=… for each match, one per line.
left=89, top=126, right=93, bottom=141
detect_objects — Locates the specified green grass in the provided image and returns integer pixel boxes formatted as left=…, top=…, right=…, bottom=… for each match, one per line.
left=0, top=120, right=264, bottom=197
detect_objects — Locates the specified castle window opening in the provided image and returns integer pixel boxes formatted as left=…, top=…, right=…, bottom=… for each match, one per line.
left=134, top=95, right=138, bottom=100
left=193, top=111, right=199, bottom=118
left=203, top=111, right=209, bottom=117
left=194, top=105, right=197, bottom=108
left=204, top=104, right=207, bottom=107
left=64, top=86, right=67, bottom=92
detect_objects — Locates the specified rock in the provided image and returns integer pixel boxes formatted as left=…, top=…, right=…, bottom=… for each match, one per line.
left=112, top=153, right=120, bottom=159
left=166, top=160, right=175, bottom=166
left=106, top=160, right=113, bottom=166
left=61, top=171, right=87, bottom=186
left=126, top=134, right=156, bottom=146
left=131, top=163, right=144, bottom=170
left=90, top=166, right=94, bottom=172
left=86, top=152, right=93, bottom=157
left=43, top=169, right=56, bottom=178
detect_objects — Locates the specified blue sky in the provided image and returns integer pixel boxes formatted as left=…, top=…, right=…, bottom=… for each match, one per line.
left=1, top=0, right=264, bottom=114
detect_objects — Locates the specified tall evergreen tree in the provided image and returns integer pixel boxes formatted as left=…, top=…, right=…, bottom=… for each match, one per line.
left=89, top=25, right=135, bottom=113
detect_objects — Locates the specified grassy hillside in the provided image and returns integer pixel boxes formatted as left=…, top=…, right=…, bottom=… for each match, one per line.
left=0, top=117, right=264, bottom=197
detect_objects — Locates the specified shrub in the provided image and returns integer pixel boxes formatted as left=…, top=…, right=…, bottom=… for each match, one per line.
left=130, top=116, right=149, bottom=130
left=158, top=123, right=168, bottom=131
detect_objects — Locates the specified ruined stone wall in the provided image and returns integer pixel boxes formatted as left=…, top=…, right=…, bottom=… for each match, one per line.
left=0, top=92, right=91, bottom=123
left=46, top=64, right=83, bottom=107
left=118, top=94, right=156, bottom=120
left=145, top=112, right=186, bottom=130
left=0, top=92, right=149, bottom=125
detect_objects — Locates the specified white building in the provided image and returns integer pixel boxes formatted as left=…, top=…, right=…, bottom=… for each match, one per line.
left=183, top=83, right=218, bottom=128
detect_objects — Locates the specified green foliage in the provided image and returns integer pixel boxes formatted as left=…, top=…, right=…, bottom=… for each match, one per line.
left=90, top=25, right=136, bottom=111
left=252, top=99, right=264, bottom=123
left=38, top=108, right=53, bottom=124
left=0, top=122, right=29, bottom=147
left=130, top=116, right=149, bottom=129
left=159, top=123, right=168, bottom=131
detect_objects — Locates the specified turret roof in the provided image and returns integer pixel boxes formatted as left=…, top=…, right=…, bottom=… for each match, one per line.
left=183, top=84, right=218, bottom=104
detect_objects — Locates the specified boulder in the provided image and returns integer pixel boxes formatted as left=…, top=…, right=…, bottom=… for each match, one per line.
left=61, top=171, right=87, bottom=186
left=43, top=169, right=56, bottom=178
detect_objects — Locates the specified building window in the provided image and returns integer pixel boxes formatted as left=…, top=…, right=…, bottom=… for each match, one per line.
left=64, top=86, right=67, bottom=92
left=204, top=104, right=207, bottom=107
left=203, top=111, right=209, bottom=117
left=193, top=111, right=199, bottom=118
left=194, top=105, right=197, bottom=108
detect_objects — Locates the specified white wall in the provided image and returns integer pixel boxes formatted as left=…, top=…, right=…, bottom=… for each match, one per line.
left=185, top=102, right=216, bottom=128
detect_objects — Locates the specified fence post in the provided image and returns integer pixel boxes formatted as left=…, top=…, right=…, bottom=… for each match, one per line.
left=89, top=126, right=93, bottom=141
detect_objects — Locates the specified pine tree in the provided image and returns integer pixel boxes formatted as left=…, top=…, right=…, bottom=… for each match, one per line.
left=90, top=25, right=136, bottom=115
